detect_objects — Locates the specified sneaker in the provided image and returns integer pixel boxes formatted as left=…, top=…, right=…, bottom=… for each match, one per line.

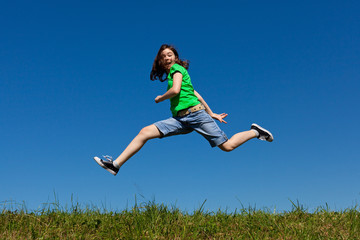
left=251, top=123, right=274, bottom=142
left=94, top=155, right=119, bottom=176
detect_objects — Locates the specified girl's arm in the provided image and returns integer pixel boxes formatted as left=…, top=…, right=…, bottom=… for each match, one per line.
left=155, top=72, right=182, bottom=103
left=194, top=90, right=228, bottom=123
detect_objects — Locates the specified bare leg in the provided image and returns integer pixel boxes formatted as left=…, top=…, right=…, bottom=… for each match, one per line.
left=114, top=124, right=162, bottom=168
left=218, top=130, right=256, bottom=152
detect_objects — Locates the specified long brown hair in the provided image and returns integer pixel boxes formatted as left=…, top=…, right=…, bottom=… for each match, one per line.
left=150, top=44, right=189, bottom=82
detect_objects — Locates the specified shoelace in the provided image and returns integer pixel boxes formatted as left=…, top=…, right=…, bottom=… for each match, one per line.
left=103, top=155, right=114, bottom=162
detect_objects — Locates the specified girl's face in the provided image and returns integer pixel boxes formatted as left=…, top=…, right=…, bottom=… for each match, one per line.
left=161, top=48, right=176, bottom=70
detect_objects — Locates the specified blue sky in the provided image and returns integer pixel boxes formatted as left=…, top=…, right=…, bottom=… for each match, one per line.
left=1, top=0, right=359, bottom=212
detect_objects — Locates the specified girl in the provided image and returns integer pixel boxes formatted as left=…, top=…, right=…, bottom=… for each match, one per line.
left=94, top=44, right=273, bottom=176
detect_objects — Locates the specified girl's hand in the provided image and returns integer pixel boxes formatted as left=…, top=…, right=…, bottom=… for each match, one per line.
left=211, top=113, right=228, bottom=124
left=155, top=95, right=162, bottom=103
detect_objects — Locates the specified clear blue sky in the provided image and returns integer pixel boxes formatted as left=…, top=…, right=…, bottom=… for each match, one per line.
left=1, top=0, right=359, bottom=212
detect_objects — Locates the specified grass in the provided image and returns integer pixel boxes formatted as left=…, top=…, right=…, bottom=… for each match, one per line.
left=1, top=198, right=360, bottom=239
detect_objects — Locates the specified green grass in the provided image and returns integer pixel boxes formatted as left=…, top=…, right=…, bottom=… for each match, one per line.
left=1, top=199, right=360, bottom=239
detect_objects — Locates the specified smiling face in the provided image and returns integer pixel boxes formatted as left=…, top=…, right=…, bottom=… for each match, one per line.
left=161, top=48, right=177, bottom=70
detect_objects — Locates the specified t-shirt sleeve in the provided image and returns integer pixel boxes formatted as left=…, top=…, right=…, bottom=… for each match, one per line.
left=169, top=64, right=186, bottom=77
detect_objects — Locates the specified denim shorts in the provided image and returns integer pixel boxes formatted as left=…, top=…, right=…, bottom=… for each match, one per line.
left=154, top=110, right=228, bottom=147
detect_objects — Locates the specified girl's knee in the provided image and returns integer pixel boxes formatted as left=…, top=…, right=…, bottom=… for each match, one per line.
left=138, top=126, right=151, bottom=138
left=138, top=125, right=160, bottom=140
left=218, top=142, right=234, bottom=152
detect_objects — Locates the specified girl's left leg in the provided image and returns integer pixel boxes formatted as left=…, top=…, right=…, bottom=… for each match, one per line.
left=218, top=130, right=257, bottom=152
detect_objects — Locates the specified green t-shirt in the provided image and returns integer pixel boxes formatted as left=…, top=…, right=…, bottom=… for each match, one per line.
left=167, top=64, right=200, bottom=116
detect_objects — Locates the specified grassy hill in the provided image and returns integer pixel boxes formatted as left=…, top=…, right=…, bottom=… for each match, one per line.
left=1, top=200, right=359, bottom=239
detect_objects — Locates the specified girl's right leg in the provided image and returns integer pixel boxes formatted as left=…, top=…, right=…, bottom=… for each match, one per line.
left=95, top=117, right=187, bottom=175
left=114, top=124, right=162, bottom=168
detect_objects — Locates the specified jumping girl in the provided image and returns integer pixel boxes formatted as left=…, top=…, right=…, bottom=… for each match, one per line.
left=94, top=44, right=273, bottom=176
